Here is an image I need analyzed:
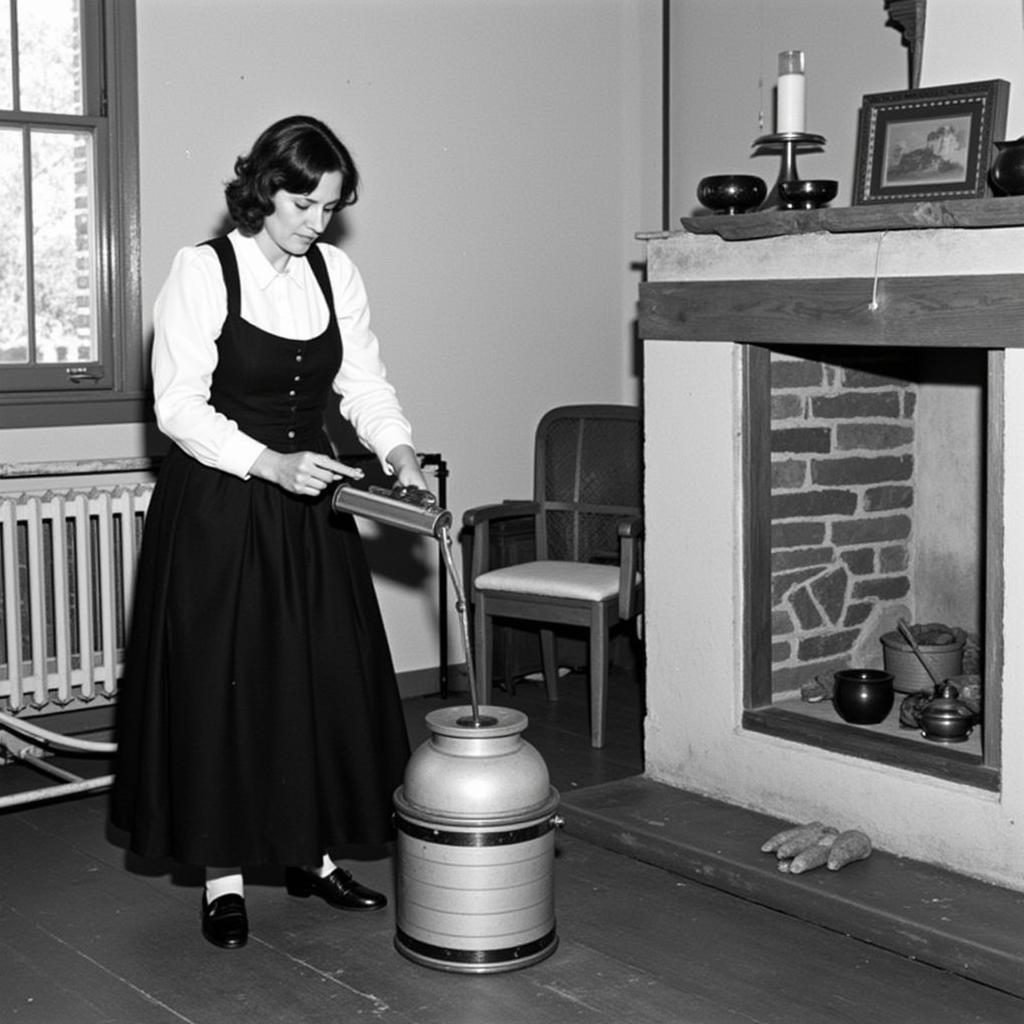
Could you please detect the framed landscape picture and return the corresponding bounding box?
[852,79,1009,205]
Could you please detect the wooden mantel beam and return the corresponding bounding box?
[639,274,1024,348]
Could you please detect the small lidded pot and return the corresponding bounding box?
[833,669,895,725]
[918,683,976,743]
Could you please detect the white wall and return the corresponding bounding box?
[920,0,1024,132]
[667,0,906,222]
[2,0,662,676]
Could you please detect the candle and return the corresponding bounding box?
[776,50,806,134]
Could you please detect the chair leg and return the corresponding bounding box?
[502,628,517,695]
[588,608,612,748]
[539,628,559,701]
[475,597,494,706]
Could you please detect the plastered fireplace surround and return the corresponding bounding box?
[638,202,1024,891]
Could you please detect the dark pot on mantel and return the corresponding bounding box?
[990,137,1024,195]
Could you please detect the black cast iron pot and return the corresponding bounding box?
[833,669,895,725]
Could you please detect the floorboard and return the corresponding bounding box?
[560,776,1024,1000]
[2,668,1022,1022]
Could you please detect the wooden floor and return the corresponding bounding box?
[2,667,1023,1023]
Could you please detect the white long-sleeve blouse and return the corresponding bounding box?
[152,231,414,479]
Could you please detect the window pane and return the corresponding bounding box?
[17,0,83,115]
[0,0,138,421]
[0,0,12,109]
[0,126,28,364]
[31,128,95,364]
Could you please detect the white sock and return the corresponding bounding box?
[205,869,244,902]
[316,853,337,879]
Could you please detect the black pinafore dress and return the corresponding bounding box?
[110,237,410,866]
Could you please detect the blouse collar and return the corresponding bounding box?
[231,231,307,293]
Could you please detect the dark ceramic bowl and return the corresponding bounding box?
[778,179,839,210]
[697,175,767,215]
[833,668,894,725]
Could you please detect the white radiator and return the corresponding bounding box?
[0,459,156,808]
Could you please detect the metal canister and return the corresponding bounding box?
[393,704,560,973]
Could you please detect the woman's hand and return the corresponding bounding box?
[386,444,430,492]
[250,449,364,496]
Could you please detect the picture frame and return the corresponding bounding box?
[852,79,1010,205]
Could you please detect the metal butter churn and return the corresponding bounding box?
[331,482,561,973]
[393,705,560,972]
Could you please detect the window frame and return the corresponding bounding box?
[0,0,144,428]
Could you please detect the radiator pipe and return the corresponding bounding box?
[15,749,89,783]
[0,710,117,754]
[0,773,113,811]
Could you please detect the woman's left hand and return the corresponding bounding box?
[386,444,430,492]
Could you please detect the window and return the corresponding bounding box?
[0,0,142,427]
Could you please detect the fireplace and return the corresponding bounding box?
[768,346,985,690]
[637,198,1024,891]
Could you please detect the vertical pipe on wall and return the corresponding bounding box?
[661,0,670,231]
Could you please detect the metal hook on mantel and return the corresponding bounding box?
[868,230,890,311]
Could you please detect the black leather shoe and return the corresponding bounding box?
[201,893,248,949]
[285,866,387,911]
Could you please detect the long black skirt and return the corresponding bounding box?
[110,446,410,866]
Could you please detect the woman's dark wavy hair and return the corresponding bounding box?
[225,115,359,235]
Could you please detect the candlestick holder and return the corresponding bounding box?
[752,131,826,210]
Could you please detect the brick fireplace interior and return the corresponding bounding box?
[767,345,987,694]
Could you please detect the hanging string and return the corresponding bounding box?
[868,230,889,311]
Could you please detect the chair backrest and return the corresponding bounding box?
[533,405,642,563]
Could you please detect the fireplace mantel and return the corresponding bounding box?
[639,202,1024,348]
[638,214,1024,893]
[676,193,1024,240]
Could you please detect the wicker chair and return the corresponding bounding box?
[463,405,642,747]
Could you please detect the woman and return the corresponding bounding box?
[111,115,428,950]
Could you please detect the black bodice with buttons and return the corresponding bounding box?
[203,235,341,453]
